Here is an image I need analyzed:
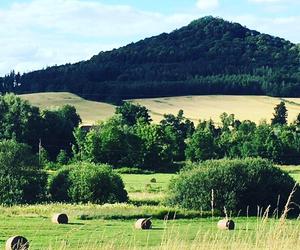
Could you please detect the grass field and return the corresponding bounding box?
[1,209,298,250]
[132,95,300,124]
[121,173,174,204]
[0,170,300,249]
[19,92,115,125]
[19,92,300,125]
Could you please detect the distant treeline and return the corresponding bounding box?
[1,93,300,169]
[1,16,300,103]
[73,101,300,169]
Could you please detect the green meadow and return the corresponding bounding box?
[0,170,300,250]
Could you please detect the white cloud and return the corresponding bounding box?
[0,0,196,75]
[196,0,219,10]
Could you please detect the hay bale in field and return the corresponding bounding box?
[6,236,29,250]
[135,218,152,229]
[217,219,235,230]
[52,213,69,224]
[150,178,156,183]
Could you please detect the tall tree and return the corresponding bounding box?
[41,105,81,159]
[271,101,288,126]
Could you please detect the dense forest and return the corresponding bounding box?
[1,16,300,102]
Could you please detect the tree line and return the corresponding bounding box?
[1,93,300,169]
[0,94,80,160]
[73,101,300,169]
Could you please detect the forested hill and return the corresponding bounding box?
[2,16,300,103]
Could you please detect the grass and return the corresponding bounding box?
[19,92,300,125]
[1,167,300,249]
[19,92,115,125]
[121,173,175,206]
[0,177,297,249]
[0,205,299,249]
[132,95,300,124]
[279,165,300,183]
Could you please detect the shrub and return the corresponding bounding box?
[0,140,47,205]
[48,167,72,202]
[49,163,128,203]
[167,158,300,215]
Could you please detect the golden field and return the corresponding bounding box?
[19,92,300,125]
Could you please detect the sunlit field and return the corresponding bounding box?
[19,92,300,125]
[0,170,300,249]
[19,92,115,125]
[1,208,299,250]
[132,95,300,124]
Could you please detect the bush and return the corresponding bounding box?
[49,163,128,203]
[0,140,47,205]
[167,158,300,215]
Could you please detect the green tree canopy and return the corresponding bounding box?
[115,102,152,126]
[0,140,47,205]
[41,105,81,159]
[0,94,42,150]
[271,101,288,126]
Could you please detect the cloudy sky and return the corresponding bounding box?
[0,0,299,76]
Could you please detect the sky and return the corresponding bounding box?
[0,0,300,76]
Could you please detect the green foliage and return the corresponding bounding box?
[56,150,69,165]
[135,122,175,170]
[49,163,128,204]
[0,94,82,162]
[0,94,42,150]
[48,167,72,202]
[115,102,151,125]
[41,104,81,159]
[78,116,142,167]
[75,113,179,170]
[168,158,299,215]
[0,140,47,205]
[185,127,217,162]
[160,110,195,161]
[184,110,300,165]
[271,101,288,125]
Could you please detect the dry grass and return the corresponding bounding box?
[19,92,115,125]
[19,92,300,125]
[131,95,300,124]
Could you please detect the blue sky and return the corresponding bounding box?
[0,0,300,76]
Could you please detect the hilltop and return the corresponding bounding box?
[3,16,300,102]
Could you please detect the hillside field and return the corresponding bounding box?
[19,92,115,125]
[19,92,300,125]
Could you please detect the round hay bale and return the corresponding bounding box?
[135,218,152,230]
[6,236,29,250]
[217,219,235,230]
[52,213,69,224]
[150,178,156,183]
